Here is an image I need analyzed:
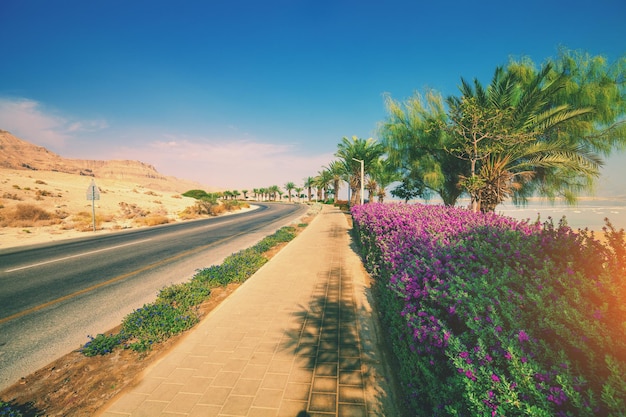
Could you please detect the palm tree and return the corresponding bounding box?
[284,181,296,203]
[314,169,333,202]
[365,178,378,202]
[242,189,248,200]
[448,63,599,211]
[294,187,303,202]
[303,176,315,202]
[326,160,347,203]
[370,159,401,203]
[268,185,280,201]
[335,136,385,206]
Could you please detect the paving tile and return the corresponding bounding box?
[288,368,314,384]
[338,370,363,386]
[261,373,289,390]
[195,362,223,378]
[339,357,361,371]
[312,376,337,393]
[309,392,337,413]
[338,403,367,417]
[314,363,338,377]
[338,385,365,404]
[240,364,269,380]
[231,378,262,396]
[283,382,311,401]
[277,400,308,417]
[180,354,211,369]
[150,383,183,401]
[250,352,274,365]
[220,395,254,416]
[222,358,249,372]
[248,407,279,417]
[253,388,284,408]
[198,387,232,406]
[267,359,293,374]
[166,367,196,384]
[212,371,241,388]
[164,392,202,413]
[181,376,214,394]
[189,403,221,417]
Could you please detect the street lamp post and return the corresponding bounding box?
[352,158,364,205]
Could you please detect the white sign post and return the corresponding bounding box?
[86,179,101,232]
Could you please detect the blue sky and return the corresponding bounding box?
[1,0,625,196]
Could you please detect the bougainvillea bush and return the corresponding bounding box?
[352,203,626,416]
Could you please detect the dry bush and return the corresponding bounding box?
[118,202,149,219]
[209,204,226,216]
[136,214,170,226]
[3,193,22,201]
[67,211,111,231]
[36,189,59,198]
[144,190,160,197]
[35,179,47,185]
[172,194,182,199]
[1,203,62,227]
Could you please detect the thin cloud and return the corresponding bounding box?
[0,97,107,148]
[114,137,334,190]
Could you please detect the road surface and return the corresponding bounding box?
[0,203,309,390]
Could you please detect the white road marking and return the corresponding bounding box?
[4,239,153,272]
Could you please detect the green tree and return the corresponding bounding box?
[284,181,296,202]
[326,160,347,203]
[335,136,385,206]
[268,185,280,201]
[314,169,333,202]
[448,59,611,212]
[370,159,401,203]
[303,176,315,202]
[379,92,468,206]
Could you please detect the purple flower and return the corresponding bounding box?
[491,374,500,383]
[518,330,529,343]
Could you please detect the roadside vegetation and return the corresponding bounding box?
[80,224,300,356]
[353,203,626,416]
[0,204,320,417]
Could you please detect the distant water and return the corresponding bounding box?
[496,200,626,232]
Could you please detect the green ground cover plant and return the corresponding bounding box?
[352,203,626,416]
[80,225,300,356]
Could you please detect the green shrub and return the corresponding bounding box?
[81,332,129,356]
[0,400,23,417]
[122,303,198,352]
[156,282,211,309]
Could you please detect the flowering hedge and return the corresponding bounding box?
[352,203,626,416]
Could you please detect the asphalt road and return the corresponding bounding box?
[0,202,309,391]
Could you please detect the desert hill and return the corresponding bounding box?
[0,130,216,193]
[0,130,234,248]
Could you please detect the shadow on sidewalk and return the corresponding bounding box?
[281,260,395,416]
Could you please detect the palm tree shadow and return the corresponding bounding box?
[281,253,401,416]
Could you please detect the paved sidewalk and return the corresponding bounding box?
[98,205,398,417]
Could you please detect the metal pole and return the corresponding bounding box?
[91,189,96,232]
